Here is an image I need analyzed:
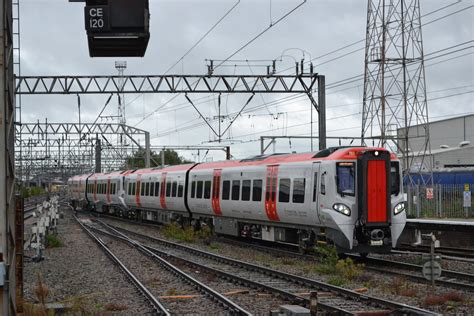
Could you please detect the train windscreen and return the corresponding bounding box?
[336,162,355,196]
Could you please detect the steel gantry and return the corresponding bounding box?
[16,122,151,183]
[15,74,320,94]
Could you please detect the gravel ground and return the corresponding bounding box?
[101,216,474,315]
[23,208,153,315]
[93,228,228,315]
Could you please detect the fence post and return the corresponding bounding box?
[416,184,421,218]
[406,185,411,216]
[435,184,440,218]
[438,184,443,218]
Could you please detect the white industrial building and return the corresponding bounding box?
[397,114,474,171]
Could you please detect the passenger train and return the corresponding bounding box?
[68,146,407,254]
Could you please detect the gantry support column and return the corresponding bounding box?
[1,0,18,314]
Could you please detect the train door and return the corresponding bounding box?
[357,150,391,226]
[311,162,322,224]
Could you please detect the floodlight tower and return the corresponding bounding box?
[115,61,127,162]
[361,0,432,183]
[115,61,127,126]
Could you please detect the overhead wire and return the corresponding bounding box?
[131,1,470,135]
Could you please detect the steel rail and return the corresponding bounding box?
[73,216,171,315]
[95,222,252,316]
[101,221,438,316]
[89,222,345,315]
[221,235,474,292]
[346,255,474,292]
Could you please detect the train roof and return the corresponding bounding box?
[192,146,396,170]
[81,147,397,178]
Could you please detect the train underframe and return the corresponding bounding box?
[84,202,393,254]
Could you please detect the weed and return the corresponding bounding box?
[280,257,296,265]
[314,245,339,274]
[399,288,417,297]
[424,295,447,306]
[391,276,407,295]
[423,292,464,306]
[327,276,347,287]
[209,243,219,250]
[335,258,364,281]
[94,303,104,310]
[163,222,197,242]
[165,288,182,296]
[104,303,128,311]
[45,234,61,248]
[443,291,464,302]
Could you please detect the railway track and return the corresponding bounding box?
[97,219,437,315]
[218,236,474,292]
[77,216,251,315]
[396,244,474,260]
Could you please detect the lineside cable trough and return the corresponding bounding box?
[25,196,61,262]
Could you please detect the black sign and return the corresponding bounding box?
[85,6,110,32]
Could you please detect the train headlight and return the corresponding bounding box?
[393,202,406,215]
[333,203,351,216]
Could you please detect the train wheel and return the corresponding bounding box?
[359,252,368,259]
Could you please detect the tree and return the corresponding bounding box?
[124,149,193,169]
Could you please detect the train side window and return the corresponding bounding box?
[196,181,203,199]
[252,179,263,201]
[191,181,196,198]
[321,173,326,195]
[155,182,160,197]
[131,182,135,195]
[172,181,178,197]
[231,180,240,200]
[279,178,291,203]
[204,181,211,199]
[222,180,230,200]
[150,182,155,196]
[166,182,172,197]
[141,182,145,196]
[390,162,400,195]
[145,182,150,196]
[242,180,251,201]
[312,173,318,202]
[293,178,305,203]
[178,183,184,197]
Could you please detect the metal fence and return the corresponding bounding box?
[405,184,473,218]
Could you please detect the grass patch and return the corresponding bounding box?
[45,234,61,248]
[335,258,364,281]
[327,276,347,287]
[314,245,339,274]
[163,222,213,243]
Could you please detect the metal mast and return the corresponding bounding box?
[361,0,432,182]
[115,61,127,164]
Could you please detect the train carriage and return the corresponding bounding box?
[68,146,407,254]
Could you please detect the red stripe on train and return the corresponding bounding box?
[135,175,142,208]
[265,165,280,221]
[160,173,167,209]
[211,169,222,216]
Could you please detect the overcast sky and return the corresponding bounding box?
[19,0,473,162]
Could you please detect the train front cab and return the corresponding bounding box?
[320,149,406,254]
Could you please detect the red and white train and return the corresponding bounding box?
[68,146,407,254]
